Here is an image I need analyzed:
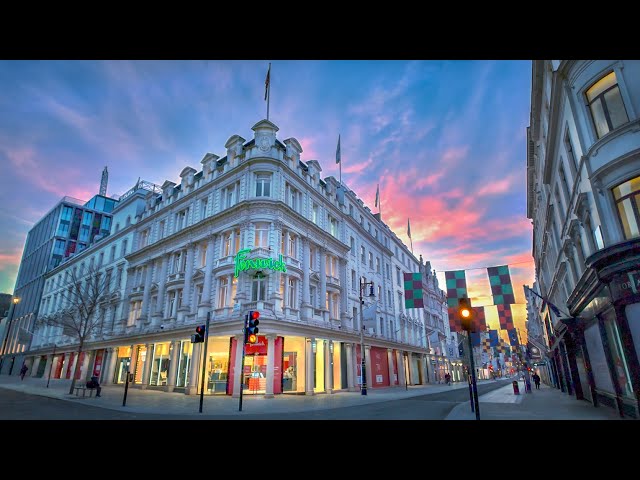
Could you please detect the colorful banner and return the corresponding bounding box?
[470,332,481,347]
[487,265,515,305]
[404,272,424,309]
[471,306,486,332]
[508,328,520,346]
[497,303,514,330]
[488,329,500,347]
[445,270,468,332]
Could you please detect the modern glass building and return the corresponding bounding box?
[0,190,117,375]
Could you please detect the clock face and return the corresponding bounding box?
[259,136,270,152]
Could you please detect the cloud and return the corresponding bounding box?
[476,172,520,196]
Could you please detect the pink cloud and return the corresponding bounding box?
[476,173,520,196]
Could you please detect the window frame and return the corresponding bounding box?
[585,71,629,139]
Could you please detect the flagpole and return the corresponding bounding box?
[266,62,271,121]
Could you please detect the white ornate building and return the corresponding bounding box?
[25,119,452,396]
[527,60,640,418]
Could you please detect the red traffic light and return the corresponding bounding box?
[196,325,205,335]
[250,311,260,320]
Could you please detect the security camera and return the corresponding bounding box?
[160,324,164,330]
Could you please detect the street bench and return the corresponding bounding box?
[74,386,96,398]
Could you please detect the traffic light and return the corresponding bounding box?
[458,297,473,331]
[191,324,206,343]
[246,310,260,344]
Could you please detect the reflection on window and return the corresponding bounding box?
[586,71,629,139]
[612,176,640,239]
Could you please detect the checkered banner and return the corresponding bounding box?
[482,338,492,352]
[508,328,520,346]
[487,265,515,305]
[403,272,424,309]
[488,329,500,346]
[471,306,487,332]
[470,332,481,347]
[497,303,514,330]
[445,270,468,332]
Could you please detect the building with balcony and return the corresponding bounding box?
[527,60,640,418]
[24,119,452,396]
[0,171,118,376]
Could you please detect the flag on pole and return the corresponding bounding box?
[524,285,563,317]
[264,63,271,101]
[407,218,411,239]
[375,184,379,208]
[336,134,341,164]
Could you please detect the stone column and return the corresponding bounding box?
[387,349,395,386]
[42,354,53,380]
[339,258,349,327]
[152,255,169,325]
[186,342,201,395]
[141,343,154,389]
[306,337,315,395]
[181,243,195,314]
[319,248,327,317]
[265,334,276,398]
[26,356,38,377]
[140,262,153,323]
[365,346,373,390]
[325,340,333,394]
[199,236,215,320]
[563,244,579,285]
[232,335,244,398]
[166,340,179,392]
[397,350,407,386]
[346,343,356,391]
[79,351,92,380]
[104,348,118,385]
[301,238,311,319]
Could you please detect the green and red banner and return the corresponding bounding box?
[445,270,468,332]
[403,272,424,309]
[487,265,515,305]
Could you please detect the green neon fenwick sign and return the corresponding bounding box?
[234,248,287,278]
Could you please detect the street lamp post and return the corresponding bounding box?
[0,297,21,372]
[359,278,375,396]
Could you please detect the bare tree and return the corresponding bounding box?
[38,263,108,395]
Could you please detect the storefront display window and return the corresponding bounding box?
[149,343,171,386]
[205,338,231,394]
[115,346,131,384]
[602,309,634,397]
[176,340,192,388]
[134,345,146,384]
[332,342,342,391]
[282,336,305,394]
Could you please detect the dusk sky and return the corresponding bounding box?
[0,60,533,336]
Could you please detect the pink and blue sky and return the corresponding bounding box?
[0,60,534,334]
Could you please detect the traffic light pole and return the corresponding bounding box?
[467,331,480,420]
[239,342,246,412]
[199,311,211,413]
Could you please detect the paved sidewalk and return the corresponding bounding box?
[445,379,627,420]
[0,375,628,419]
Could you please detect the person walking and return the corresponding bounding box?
[444,373,451,386]
[19,363,28,380]
[532,372,541,390]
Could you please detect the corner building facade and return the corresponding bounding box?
[527,60,640,418]
[27,119,451,396]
